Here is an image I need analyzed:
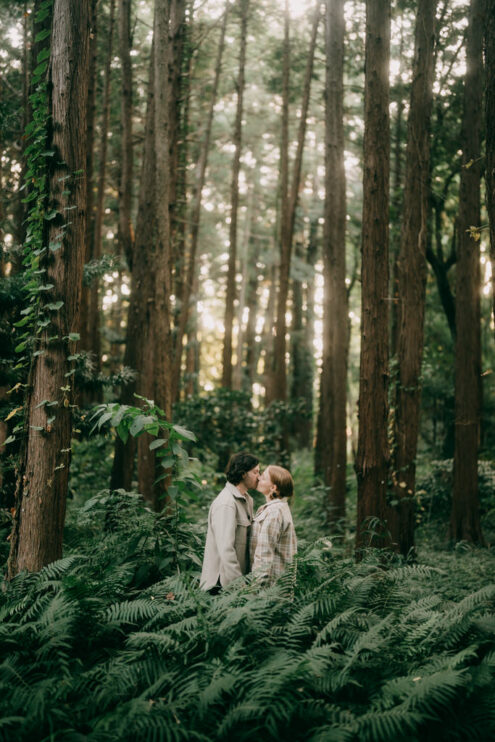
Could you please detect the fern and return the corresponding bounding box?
[1,485,494,742]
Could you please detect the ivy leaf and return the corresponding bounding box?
[5,407,23,422]
[33,62,48,77]
[116,421,129,444]
[172,424,197,442]
[36,48,50,63]
[130,415,154,437]
[34,28,51,43]
[97,412,113,429]
[149,438,167,451]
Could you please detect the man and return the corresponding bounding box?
[200,452,260,591]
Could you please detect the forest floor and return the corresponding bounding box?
[1,436,494,741]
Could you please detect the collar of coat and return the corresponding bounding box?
[226,481,250,501]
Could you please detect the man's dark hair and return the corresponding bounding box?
[226,452,259,485]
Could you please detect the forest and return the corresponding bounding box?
[1,0,495,739]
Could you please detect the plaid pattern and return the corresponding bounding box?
[250,498,297,583]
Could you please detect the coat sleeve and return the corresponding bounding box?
[211,503,243,586]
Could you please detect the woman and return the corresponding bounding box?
[250,465,297,584]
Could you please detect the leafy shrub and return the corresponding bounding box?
[415,459,495,536]
[174,388,311,470]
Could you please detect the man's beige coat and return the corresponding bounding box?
[200,482,254,590]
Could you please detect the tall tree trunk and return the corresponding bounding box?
[221,0,249,389]
[185,272,200,398]
[90,0,116,399]
[289,235,315,450]
[450,0,484,544]
[173,5,228,400]
[426,189,456,341]
[233,158,258,391]
[316,0,347,528]
[390,0,437,557]
[118,0,134,270]
[136,0,173,510]
[168,0,186,263]
[390,17,405,359]
[79,0,98,363]
[487,0,495,331]
[110,45,155,493]
[266,0,289,406]
[172,12,192,398]
[243,235,261,393]
[8,0,90,576]
[355,0,392,552]
[269,2,320,403]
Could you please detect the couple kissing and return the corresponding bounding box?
[200,452,297,593]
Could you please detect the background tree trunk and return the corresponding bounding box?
[8,0,90,576]
[487,0,495,331]
[90,0,115,392]
[136,0,173,510]
[355,0,392,552]
[221,0,249,389]
[269,2,320,404]
[110,45,155,493]
[173,5,228,400]
[450,0,484,545]
[316,0,347,528]
[118,0,134,270]
[79,0,98,366]
[391,0,437,557]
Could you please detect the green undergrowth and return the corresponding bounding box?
[1,490,495,742]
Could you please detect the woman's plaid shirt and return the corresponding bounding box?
[250,498,297,583]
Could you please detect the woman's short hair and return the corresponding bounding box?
[226,452,259,485]
[267,465,294,499]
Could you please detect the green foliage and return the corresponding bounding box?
[83,253,125,287]
[174,389,311,471]
[91,396,197,488]
[416,459,495,537]
[14,0,54,373]
[0,509,494,741]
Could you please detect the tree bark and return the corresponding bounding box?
[90,0,116,393]
[487,0,495,332]
[289,231,315,450]
[390,0,437,557]
[221,0,249,389]
[118,0,134,270]
[133,0,173,511]
[355,0,392,552]
[450,0,484,545]
[269,2,320,403]
[79,0,98,363]
[233,156,258,391]
[316,0,347,528]
[168,0,186,263]
[173,5,228,400]
[110,45,155,494]
[8,0,91,576]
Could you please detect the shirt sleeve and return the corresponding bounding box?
[211,503,243,586]
[253,510,282,581]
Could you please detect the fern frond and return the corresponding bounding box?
[354,706,422,742]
